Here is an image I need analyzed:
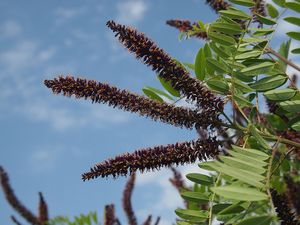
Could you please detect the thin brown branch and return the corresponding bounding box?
[122,174,137,225]
[0,166,41,225]
[11,216,23,225]
[38,192,48,224]
[142,215,151,225]
[266,47,300,72]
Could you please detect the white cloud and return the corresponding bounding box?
[30,148,59,172]
[54,7,86,24]
[116,0,148,25]
[0,20,22,37]
[0,40,56,74]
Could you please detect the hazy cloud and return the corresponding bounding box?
[116,0,148,25]
[0,20,22,37]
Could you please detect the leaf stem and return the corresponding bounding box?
[208,173,221,225]
[265,47,300,72]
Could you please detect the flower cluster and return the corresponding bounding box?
[251,0,267,26]
[166,19,207,39]
[104,204,118,225]
[44,76,218,129]
[106,20,224,113]
[38,192,48,224]
[82,138,220,180]
[206,0,230,13]
[271,189,299,225]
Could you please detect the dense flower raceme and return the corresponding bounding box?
[0,166,43,225]
[122,174,137,225]
[166,20,207,39]
[44,76,220,129]
[104,204,118,225]
[106,20,224,113]
[271,189,300,225]
[206,0,230,12]
[251,0,267,26]
[82,138,220,180]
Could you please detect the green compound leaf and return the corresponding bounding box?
[266,114,288,131]
[194,48,206,80]
[287,31,300,41]
[250,75,287,92]
[264,88,296,101]
[286,2,300,13]
[236,215,274,225]
[229,79,254,93]
[219,7,252,20]
[180,192,209,203]
[229,0,255,6]
[210,185,268,201]
[255,14,277,25]
[210,22,242,35]
[186,173,214,185]
[240,61,274,76]
[267,3,279,18]
[279,100,300,113]
[284,17,300,26]
[228,150,268,166]
[142,87,164,102]
[157,76,181,97]
[208,31,237,46]
[175,209,208,222]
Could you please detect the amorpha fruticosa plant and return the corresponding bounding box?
[1,0,300,224]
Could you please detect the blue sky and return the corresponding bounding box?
[1,1,299,225]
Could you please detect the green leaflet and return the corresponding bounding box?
[210,22,242,35]
[287,31,300,41]
[255,14,277,25]
[207,77,230,94]
[278,39,291,72]
[240,62,274,76]
[143,86,174,100]
[272,0,285,7]
[286,2,300,13]
[279,100,300,113]
[267,3,279,18]
[250,75,287,92]
[264,88,296,101]
[229,0,255,6]
[249,125,271,150]
[175,209,208,222]
[186,173,214,185]
[266,114,288,131]
[204,161,265,188]
[210,185,268,201]
[252,28,275,36]
[235,50,262,60]
[219,156,266,174]
[231,145,269,160]
[284,16,300,26]
[208,31,237,46]
[228,150,268,167]
[236,215,274,225]
[229,79,254,93]
[210,42,232,58]
[206,58,230,73]
[157,76,181,97]
[292,48,300,54]
[194,48,206,80]
[219,7,252,20]
[142,87,164,102]
[290,119,300,131]
[180,192,209,203]
[217,203,245,215]
[233,94,253,107]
